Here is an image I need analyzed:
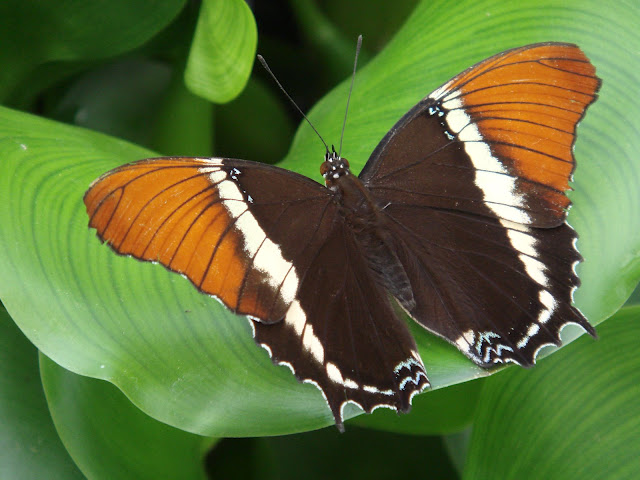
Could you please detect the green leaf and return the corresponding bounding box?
[40,353,212,480]
[317,0,420,52]
[288,0,371,84]
[48,57,213,157]
[464,306,640,480]
[150,63,214,157]
[185,0,257,103]
[215,78,295,165]
[0,0,638,438]
[0,0,186,102]
[0,305,83,479]
[50,58,173,149]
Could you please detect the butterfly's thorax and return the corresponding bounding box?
[322,152,416,310]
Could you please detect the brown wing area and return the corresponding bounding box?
[383,204,595,367]
[434,43,601,221]
[84,157,334,323]
[251,221,429,430]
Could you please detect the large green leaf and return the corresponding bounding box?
[214,78,295,165]
[40,354,212,479]
[185,0,257,103]
[0,305,83,479]
[464,306,640,479]
[51,58,174,149]
[0,0,186,103]
[0,0,638,437]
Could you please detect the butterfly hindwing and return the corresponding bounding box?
[384,205,594,366]
[251,220,428,431]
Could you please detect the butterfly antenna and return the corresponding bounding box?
[257,54,329,154]
[339,35,362,158]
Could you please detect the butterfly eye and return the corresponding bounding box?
[320,161,330,177]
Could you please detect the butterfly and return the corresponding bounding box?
[84,42,600,431]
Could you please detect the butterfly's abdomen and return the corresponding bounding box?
[336,174,416,311]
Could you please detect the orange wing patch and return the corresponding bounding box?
[84,158,283,321]
[433,43,600,223]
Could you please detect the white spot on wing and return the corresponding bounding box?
[517,323,541,348]
[280,270,298,304]
[302,324,324,364]
[253,237,295,292]
[363,385,394,395]
[464,141,508,174]
[325,362,359,389]
[538,290,557,324]
[442,98,531,225]
[326,362,343,384]
[455,337,468,351]
[428,82,453,100]
[502,222,538,257]
[500,219,530,233]
[284,300,306,335]
[344,378,359,389]
[234,214,261,255]
[455,329,476,353]
[516,289,558,349]
[498,219,552,296]
[527,323,540,337]
[519,255,549,287]
[206,168,226,184]
[475,170,525,207]
[445,107,471,135]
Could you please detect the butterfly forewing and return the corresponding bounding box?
[84,157,334,323]
[361,43,600,228]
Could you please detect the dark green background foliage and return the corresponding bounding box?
[1,0,638,478]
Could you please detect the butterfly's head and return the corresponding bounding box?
[321,150,350,190]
